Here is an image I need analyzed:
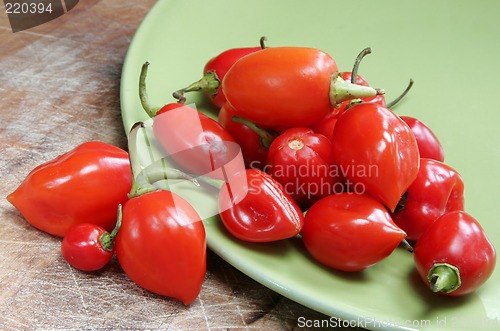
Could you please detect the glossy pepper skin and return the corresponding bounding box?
[202,45,263,108]
[222,47,381,128]
[265,127,341,205]
[302,193,406,272]
[414,211,496,296]
[61,223,115,272]
[400,116,444,162]
[115,190,206,305]
[139,62,239,180]
[7,141,132,237]
[331,103,420,211]
[218,102,270,170]
[392,158,464,241]
[218,169,304,242]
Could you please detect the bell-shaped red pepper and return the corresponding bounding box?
[7,142,132,237]
[115,122,206,305]
[392,158,464,241]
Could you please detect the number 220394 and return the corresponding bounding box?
[5,2,54,14]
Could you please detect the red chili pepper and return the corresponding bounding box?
[400,116,445,162]
[265,127,342,205]
[7,141,132,237]
[392,158,464,241]
[115,122,206,305]
[61,207,121,272]
[221,46,384,128]
[302,193,407,272]
[331,102,420,211]
[140,62,240,179]
[414,211,496,296]
[217,169,304,242]
[173,38,265,107]
[116,189,206,305]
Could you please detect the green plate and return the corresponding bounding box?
[120,1,500,330]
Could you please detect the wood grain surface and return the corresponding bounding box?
[0,1,360,330]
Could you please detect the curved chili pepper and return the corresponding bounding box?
[7,141,132,237]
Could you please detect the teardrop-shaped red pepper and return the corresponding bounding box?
[302,193,407,272]
[222,46,383,128]
[7,141,132,237]
[331,103,420,211]
[115,122,206,305]
[116,189,206,305]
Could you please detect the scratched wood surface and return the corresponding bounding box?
[0,1,361,330]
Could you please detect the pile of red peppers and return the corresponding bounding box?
[7,39,496,305]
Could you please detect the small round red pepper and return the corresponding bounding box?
[61,211,121,272]
[265,127,342,205]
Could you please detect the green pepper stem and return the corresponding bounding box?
[260,36,268,49]
[173,71,220,103]
[99,204,122,251]
[196,175,226,190]
[351,47,372,84]
[231,116,276,149]
[139,62,161,118]
[127,122,158,198]
[400,238,414,253]
[427,263,461,294]
[126,122,200,198]
[141,164,200,187]
[386,79,414,109]
[330,75,384,106]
